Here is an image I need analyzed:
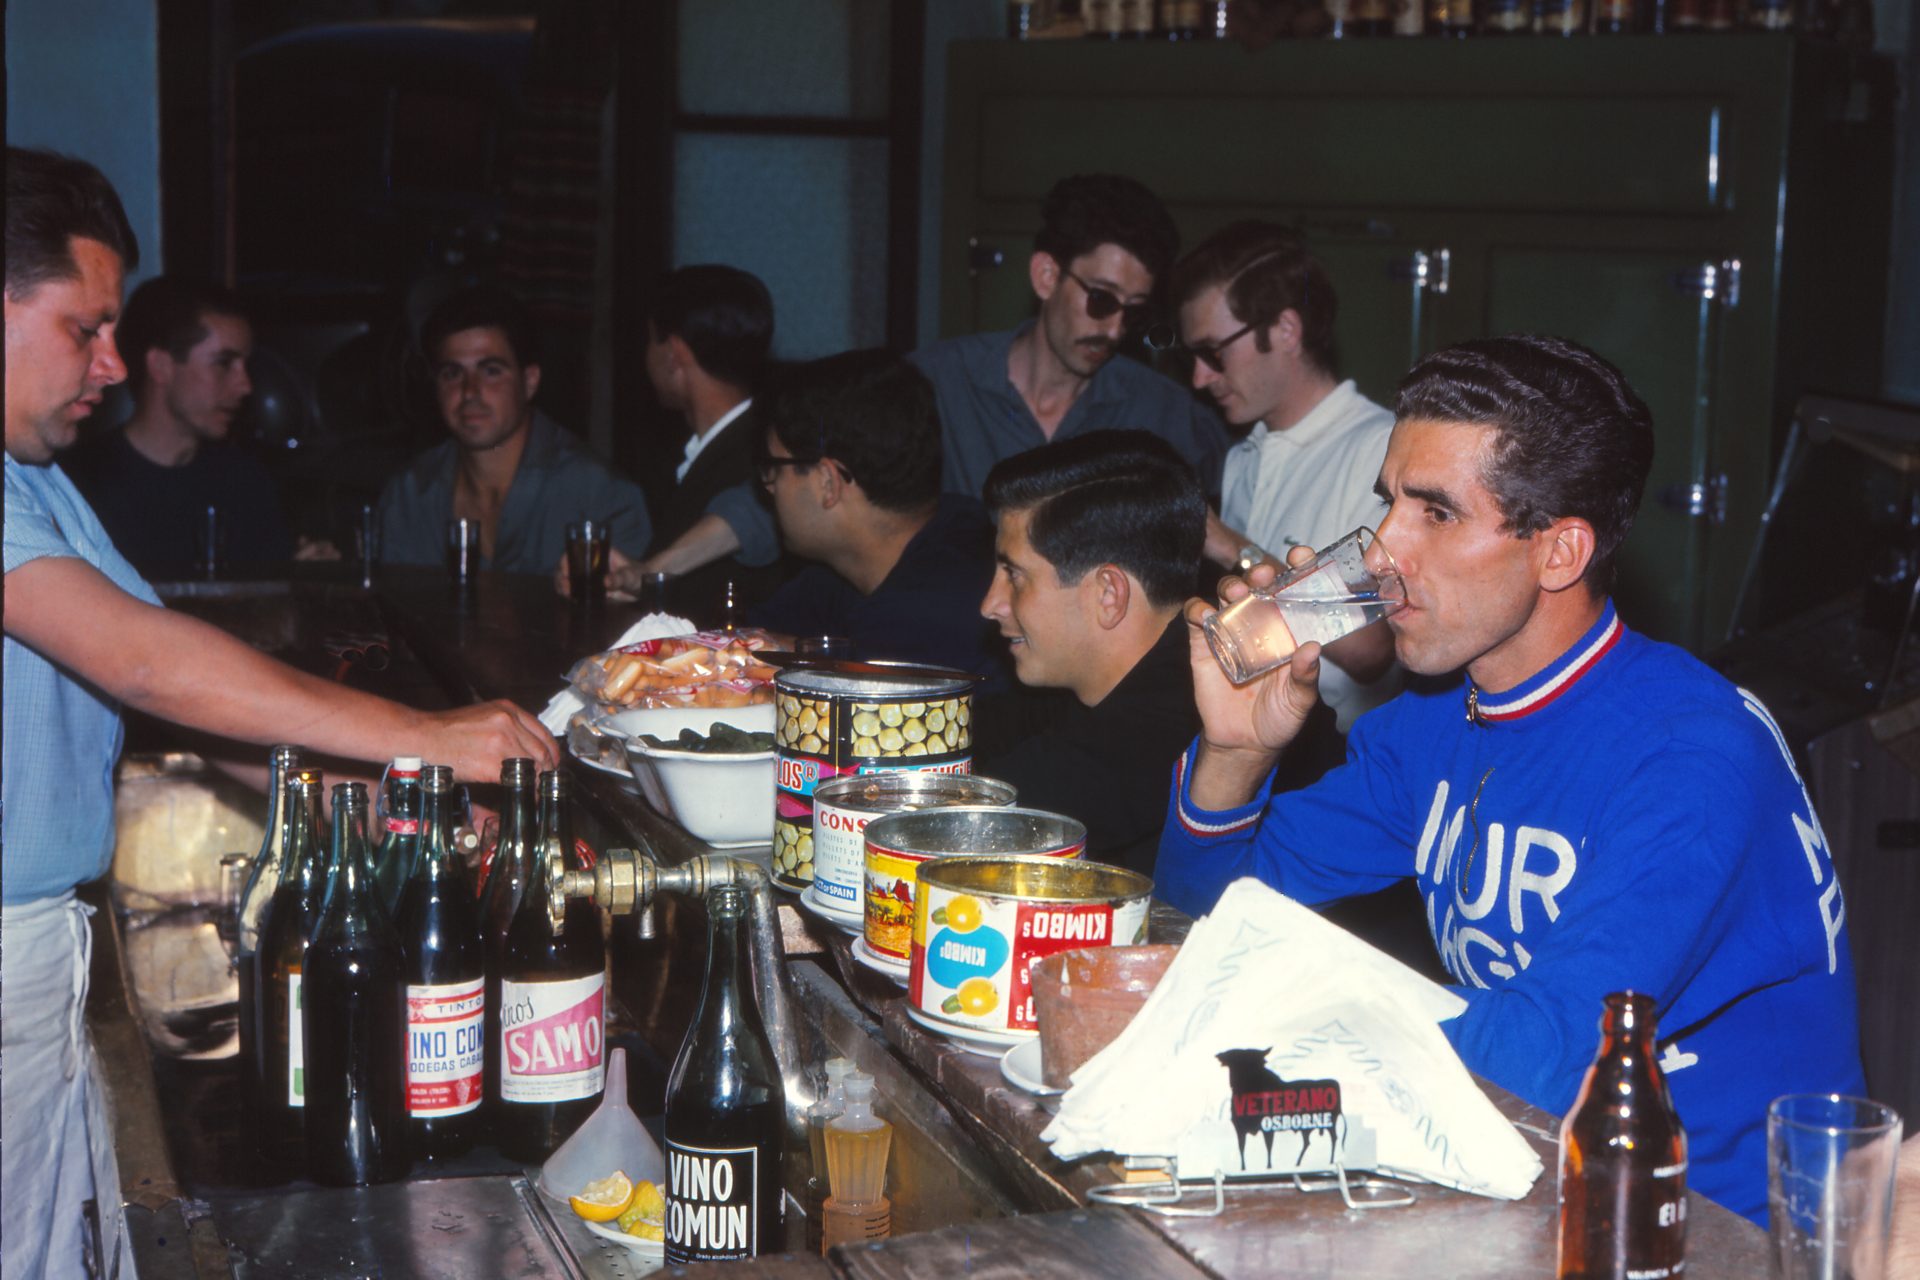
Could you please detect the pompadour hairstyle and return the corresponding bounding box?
[5,147,139,297]
[420,284,540,368]
[983,429,1206,609]
[1394,334,1655,594]
[1033,174,1180,286]
[1169,221,1337,374]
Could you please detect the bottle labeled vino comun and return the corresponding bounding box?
[396,765,485,1162]
[305,782,411,1187]
[255,769,324,1172]
[1557,992,1688,1280]
[496,770,606,1162]
[664,883,786,1264]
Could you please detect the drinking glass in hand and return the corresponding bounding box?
[566,521,610,603]
[1203,528,1405,685]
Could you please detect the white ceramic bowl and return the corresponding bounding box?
[621,736,776,847]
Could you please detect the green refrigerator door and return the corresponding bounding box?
[1484,246,1729,651]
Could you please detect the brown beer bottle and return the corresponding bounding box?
[1557,992,1688,1280]
[496,769,607,1162]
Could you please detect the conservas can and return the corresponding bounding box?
[863,808,1084,964]
[811,773,1017,919]
[910,856,1153,1039]
[773,668,974,891]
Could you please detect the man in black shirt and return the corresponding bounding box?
[64,277,296,575]
[748,350,1012,690]
[974,430,1204,874]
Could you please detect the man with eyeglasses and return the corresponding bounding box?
[745,349,1011,690]
[1171,222,1399,735]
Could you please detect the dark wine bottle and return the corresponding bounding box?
[254,768,324,1174]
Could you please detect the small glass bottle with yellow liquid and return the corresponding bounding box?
[821,1072,892,1252]
[804,1057,854,1251]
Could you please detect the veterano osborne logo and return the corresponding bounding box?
[1216,1048,1344,1170]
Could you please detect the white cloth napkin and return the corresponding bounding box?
[537,613,697,735]
[1041,877,1543,1200]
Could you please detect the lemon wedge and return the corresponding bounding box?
[617,1180,665,1239]
[570,1171,636,1222]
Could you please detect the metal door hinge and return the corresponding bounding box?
[1389,247,1451,294]
[1673,259,1741,307]
[1658,473,1728,523]
[968,238,1005,276]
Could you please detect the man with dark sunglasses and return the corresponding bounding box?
[1171,222,1399,735]
[911,172,1230,501]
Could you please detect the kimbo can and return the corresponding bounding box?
[863,807,1084,966]
[810,772,1017,920]
[911,855,1153,1040]
[773,668,974,891]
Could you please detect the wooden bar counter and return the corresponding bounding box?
[109,567,1770,1278]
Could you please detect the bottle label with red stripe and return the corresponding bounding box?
[499,971,605,1102]
[385,817,420,836]
[406,977,485,1117]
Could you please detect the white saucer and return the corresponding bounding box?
[850,937,910,987]
[904,1003,1033,1055]
[998,1038,1063,1097]
[799,885,864,935]
[580,1217,665,1257]
[570,743,634,779]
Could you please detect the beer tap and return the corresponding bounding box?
[559,846,816,1135]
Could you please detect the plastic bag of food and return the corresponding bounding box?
[565,629,778,709]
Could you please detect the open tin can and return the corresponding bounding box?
[773,667,974,891]
[810,772,1017,922]
[910,855,1153,1040]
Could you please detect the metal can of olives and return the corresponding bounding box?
[772,667,975,892]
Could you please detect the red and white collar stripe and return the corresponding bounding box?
[1172,748,1262,839]
[1469,609,1623,725]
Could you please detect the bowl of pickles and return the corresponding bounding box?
[621,721,778,848]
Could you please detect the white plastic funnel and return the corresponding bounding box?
[537,1047,667,1202]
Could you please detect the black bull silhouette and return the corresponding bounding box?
[1216,1048,1344,1170]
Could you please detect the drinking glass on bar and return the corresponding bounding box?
[566,521,610,603]
[1767,1093,1903,1280]
[355,503,380,589]
[1203,527,1405,685]
[195,505,226,580]
[446,517,478,585]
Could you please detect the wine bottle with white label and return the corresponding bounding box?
[664,883,786,1264]
[396,765,485,1161]
[496,769,606,1162]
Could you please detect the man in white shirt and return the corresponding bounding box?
[1172,222,1398,731]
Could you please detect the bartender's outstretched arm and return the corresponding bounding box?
[1184,559,1325,812]
[5,556,559,781]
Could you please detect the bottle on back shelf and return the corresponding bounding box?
[821,1072,892,1252]
[1557,991,1688,1280]
[236,745,301,1135]
[664,882,786,1264]
[304,781,411,1187]
[481,757,538,1117]
[496,769,606,1163]
[396,765,486,1162]
[373,756,424,917]
[254,768,324,1174]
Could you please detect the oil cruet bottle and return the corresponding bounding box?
[1557,991,1688,1280]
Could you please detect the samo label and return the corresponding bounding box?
[406,977,484,1117]
[287,970,305,1106]
[499,971,605,1102]
[665,1141,760,1263]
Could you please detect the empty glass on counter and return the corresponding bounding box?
[1203,527,1406,685]
[1766,1093,1903,1280]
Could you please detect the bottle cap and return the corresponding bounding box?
[844,1073,876,1104]
[825,1057,855,1083]
[392,756,423,774]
